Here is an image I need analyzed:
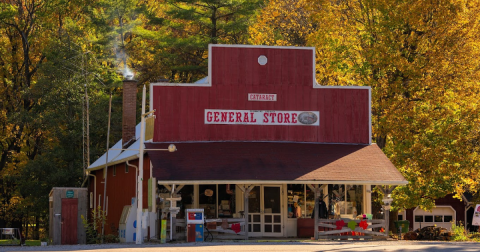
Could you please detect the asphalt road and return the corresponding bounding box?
[1,240,480,252]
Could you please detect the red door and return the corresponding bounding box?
[61,198,78,244]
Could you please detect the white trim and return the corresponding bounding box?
[149,82,211,87]
[312,85,371,90]
[369,88,372,145]
[209,44,316,50]
[156,180,407,185]
[208,44,212,85]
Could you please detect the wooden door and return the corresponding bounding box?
[61,198,78,244]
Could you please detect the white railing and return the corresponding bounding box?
[316,219,387,238]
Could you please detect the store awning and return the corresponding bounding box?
[146,142,407,185]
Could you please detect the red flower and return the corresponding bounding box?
[335,220,345,230]
[359,220,368,230]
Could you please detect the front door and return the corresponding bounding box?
[61,198,78,244]
[248,185,283,237]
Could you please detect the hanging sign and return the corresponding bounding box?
[205,109,319,126]
[473,204,480,226]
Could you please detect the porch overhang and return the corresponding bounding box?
[146,142,407,186]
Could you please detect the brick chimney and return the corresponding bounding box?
[122,79,137,147]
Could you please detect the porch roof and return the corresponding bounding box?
[146,142,407,185]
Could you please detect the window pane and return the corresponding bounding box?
[444,215,453,222]
[199,184,217,218]
[415,216,423,222]
[328,184,345,216]
[287,184,304,218]
[434,215,443,222]
[346,185,363,216]
[265,225,272,233]
[425,215,433,222]
[249,186,261,214]
[274,224,281,233]
[218,184,235,217]
[398,215,403,221]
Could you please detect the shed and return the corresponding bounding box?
[49,187,87,245]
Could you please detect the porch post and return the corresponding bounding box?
[378,185,395,237]
[240,184,253,240]
[314,184,319,240]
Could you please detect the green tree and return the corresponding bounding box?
[135,0,261,83]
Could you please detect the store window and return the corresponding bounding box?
[199,185,216,218]
[218,184,235,218]
[328,184,363,218]
[286,184,316,218]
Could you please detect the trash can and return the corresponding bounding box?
[394,220,410,233]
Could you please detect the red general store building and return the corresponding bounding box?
[86,45,407,241]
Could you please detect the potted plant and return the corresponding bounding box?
[40,237,49,246]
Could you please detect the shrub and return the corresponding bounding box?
[451,222,468,241]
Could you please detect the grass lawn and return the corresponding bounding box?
[0,240,41,246]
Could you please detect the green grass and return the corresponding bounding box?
[0,239,41,246]
[25,240,41,246]
[0,239,21,245]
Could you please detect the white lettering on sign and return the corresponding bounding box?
[248,93,277,101]
[205,109,319,126]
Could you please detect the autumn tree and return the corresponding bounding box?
[249,0,315,46]
[308,0,480,210]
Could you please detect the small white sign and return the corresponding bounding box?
[473,204,480,226]
[205,109,319,126]
[248,93,277,101]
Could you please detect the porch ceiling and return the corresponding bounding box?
[146,142,407,185]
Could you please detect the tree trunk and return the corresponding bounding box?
[389,209,399,234]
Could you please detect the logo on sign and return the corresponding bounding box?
[298,112,318,125]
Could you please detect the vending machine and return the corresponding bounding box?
[185,209,204,242]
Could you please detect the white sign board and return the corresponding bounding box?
[248,93,277,101]
[473,204,480,226]
[205,109,319,126]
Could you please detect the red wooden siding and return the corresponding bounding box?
[152,46,370,144]
[91,156,151,235]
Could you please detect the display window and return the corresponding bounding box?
[328,184,363,218]
[217,184,235,218]
[199,184,217,218]
[287,184,315,218]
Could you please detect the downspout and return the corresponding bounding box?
[127,160,138,198]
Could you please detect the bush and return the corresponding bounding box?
[81,205,118,244]
[451,222,468,241]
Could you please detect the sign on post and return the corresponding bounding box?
[473,204,480,226]
[66,190,74,198]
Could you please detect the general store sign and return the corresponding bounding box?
[205,109,319,126]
